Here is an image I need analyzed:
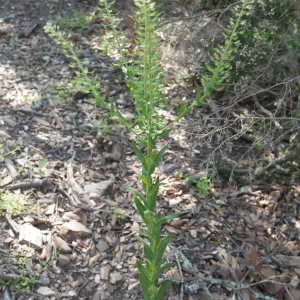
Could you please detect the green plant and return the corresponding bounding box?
[0,257,36,291]
[105,199,125,220]
[193,172,213,196]
[96,113,121,136]
[8,36,20,47]
[40,247,61,272]
[54,9,94,31]
[0,189,36,216]
[197,0,300,87]
[44,0,249,297]
[47,78,81,106]
[33,158,48,177]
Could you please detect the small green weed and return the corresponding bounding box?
[104,199,125,221]
[8,36,20,47]
[193,172,213,196]
[0,189,36,216]
[47,78,80,106]
[0,144,20,163]
[96,114,121,136]
[40,248,61,272]
[0,257,36,291]
[54,9,94,31]
[33,158,49,177]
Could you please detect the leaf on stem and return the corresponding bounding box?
[154,213,178,226]
[126,186,146,204]
[135,235,154,260]
[156,280,172,300]
[134,197,151,226]
[144,146,168,177]
[154,234,173,267]
[148,177,160,211]
[132,142,146,166]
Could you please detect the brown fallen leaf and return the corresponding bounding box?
[165,226,179,234]
[259,266,284,295]
[285,287,300,300]
[274,254,300,267]
[170,219,185,227]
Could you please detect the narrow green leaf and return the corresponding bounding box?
[156,127,172,139]
[155,234,173,266]
[156,280,172,300]
[139,273,151,300]
[38,158,47,169]
[195,83,203,106]
[135,235,154,260]
[134,197,151,227]
[115,110,128,126]
[136,228,154,243]
[132,142,146,167]
[125,186,146,203]
[148,285,158,299]
[154,214,178,226]
[148,177,160,211]
[179,101,187,115]
[136,260,152,286]
[150,145,167,174]
[153,262,174,280]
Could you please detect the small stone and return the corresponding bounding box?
[2,116,17,127]
[84,180,114,197]
[96,240,109,252]
[44,203,56,215]
[92,290,102,300]
[19,224,43,250]
[53,236,72,253]
[110,112,134,121]
[60,220,92,242]
[39,276,50,285]
[4,237,14,244]
[87,169,105,179]
[109,272,123,284]
[57,254,70,268]
[68,290,78,297]
[37,286,56,296]
[23,215,35,223]
[94,273,101,284]
[111,143,122,161]
[0,130,10,138]
[35,264,43,274]
[51,261,61,274]
[63,212,81,221]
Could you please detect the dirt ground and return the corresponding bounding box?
[1,0,300,299]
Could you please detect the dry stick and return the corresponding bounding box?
[164,249,213,299]
[46,230,52,264]
[253,94,282,128]
[5,209,19,234]
[1,178,49,190]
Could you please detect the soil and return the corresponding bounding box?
[1,0,300,300]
